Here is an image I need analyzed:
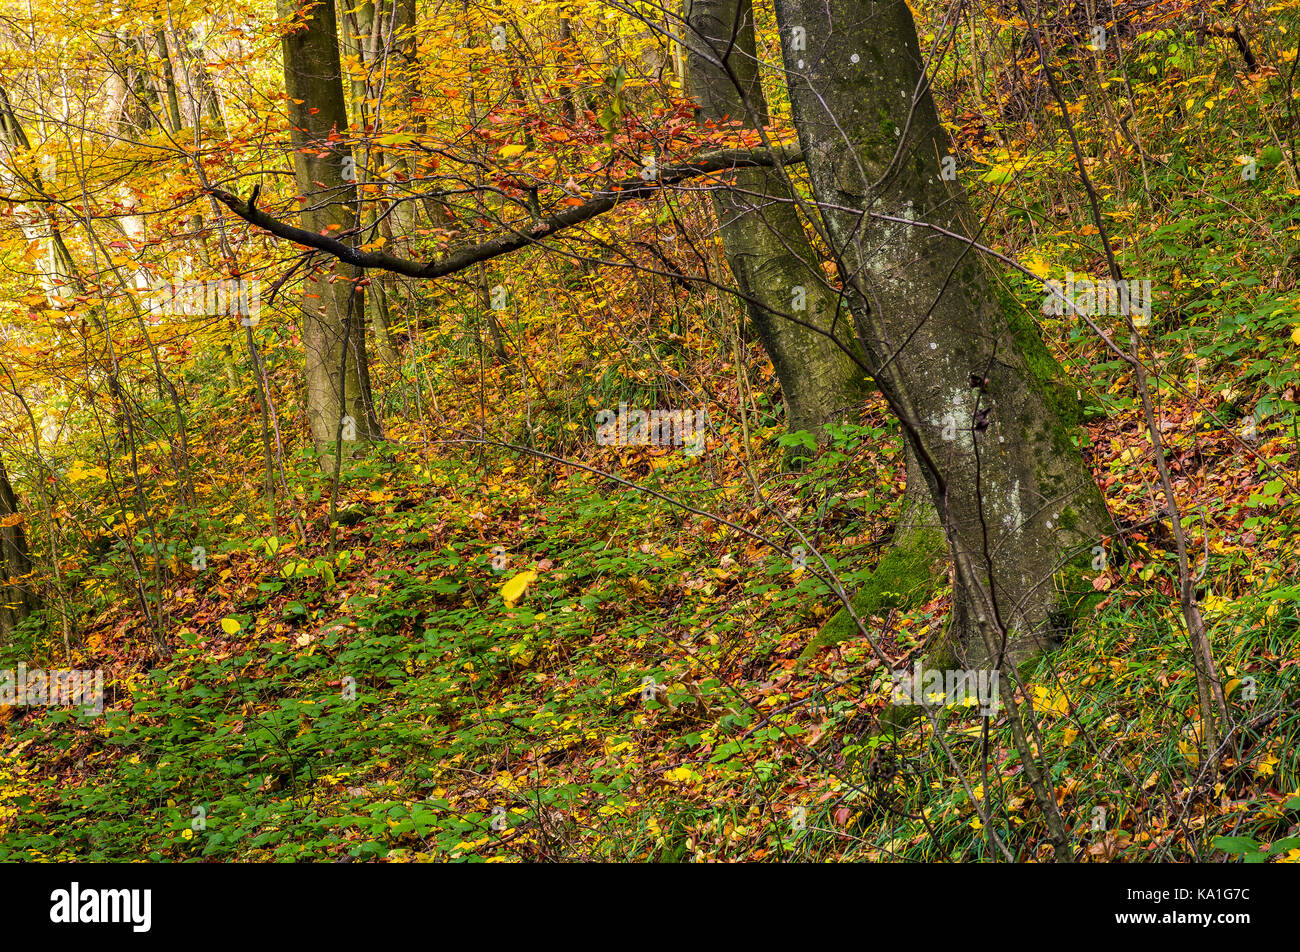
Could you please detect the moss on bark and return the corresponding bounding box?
[799,528,946,663]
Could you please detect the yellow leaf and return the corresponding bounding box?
[499,144,527,159]
[500,569,538,608]
[1202,593,1231,616]
[220,617,241,635]
[1255,753,1279,778]
[1032,684,1071,716]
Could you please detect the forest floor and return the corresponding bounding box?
[3,2,1300,861]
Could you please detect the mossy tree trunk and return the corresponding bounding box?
[280,0,382,462]
[773,0,1110,666]
[683,0,868,441]
[684,0,940,641]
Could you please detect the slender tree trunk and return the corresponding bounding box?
[0,456,38,640]
[558,12,579,125]
[117,35,159,133]
[464,7,510,363]
[183,26,228,128]
[153,27,184,132]
[0,85,79,296]
[773,0,1110,666]
[387,0,454,233]
[339,0,400,365]
[279,0,381,461]
[387,0,419,235]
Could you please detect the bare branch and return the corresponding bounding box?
[209,146,803,280]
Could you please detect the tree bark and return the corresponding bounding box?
[279,0,381,461]
[0,456,38,640]
[153,27,184,132]
[338,0,400,365]
[683,0,940,648]
[683,0,869,441]
[773,0,1110,666]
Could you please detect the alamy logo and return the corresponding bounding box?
[594,403,708,456]
[0,665,103,714]
[890,662,1000,716]
[49,883,151,932]
[147,278,261,326]
[1041,272,1151,322]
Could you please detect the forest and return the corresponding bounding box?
[0,0,1297,865]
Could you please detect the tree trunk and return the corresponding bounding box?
[773,0,1110,666]
[383,0,455,234]
[153,27,184,132]
[558,13,580,125]
[279,0,381,461]
[388,0,423,236]
[683,0,941,654]
[338,0,401,365]
[0,456,38,640]
[683,0,868,441]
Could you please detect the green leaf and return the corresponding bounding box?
[1213,835,1262,854]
